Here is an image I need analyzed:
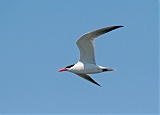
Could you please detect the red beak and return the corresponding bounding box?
[58,68,67,72]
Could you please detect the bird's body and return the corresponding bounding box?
[58,25,123,86]
[68,61,114,74]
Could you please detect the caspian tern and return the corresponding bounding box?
[58,26,123,86]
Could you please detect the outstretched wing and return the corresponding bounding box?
[75,73,101,87]
[76,26,123,64]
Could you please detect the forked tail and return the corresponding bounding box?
[102,68,115,72]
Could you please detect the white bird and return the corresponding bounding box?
[58,26,123,86]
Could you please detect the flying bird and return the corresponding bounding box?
[58,26,124,86]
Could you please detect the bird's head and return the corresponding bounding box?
[58,64,75,72]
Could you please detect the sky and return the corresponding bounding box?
[0,0,159,114]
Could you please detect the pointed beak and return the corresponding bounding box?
[58,68,67,72]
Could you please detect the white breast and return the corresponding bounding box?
[68,61,102,74]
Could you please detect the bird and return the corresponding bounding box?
[58,25,124,87]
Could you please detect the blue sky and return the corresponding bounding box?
[0,0,159,114]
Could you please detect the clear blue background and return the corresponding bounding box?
[0,0,159,114]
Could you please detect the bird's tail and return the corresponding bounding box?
[102,67,115,72]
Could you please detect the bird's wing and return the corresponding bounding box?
[75,73,101,87]
[76,26,123,64]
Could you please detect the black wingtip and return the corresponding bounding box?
[112,25,124,29]
[113,25,124,29]
[95,82,101,87]
[100,25,124,34]
[119,25,124,28]
[89,78,101,87]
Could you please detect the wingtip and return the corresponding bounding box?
[116,25,124,28]
[105,25,124,32]
[98,84,102,87]
[96,83,101,87]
